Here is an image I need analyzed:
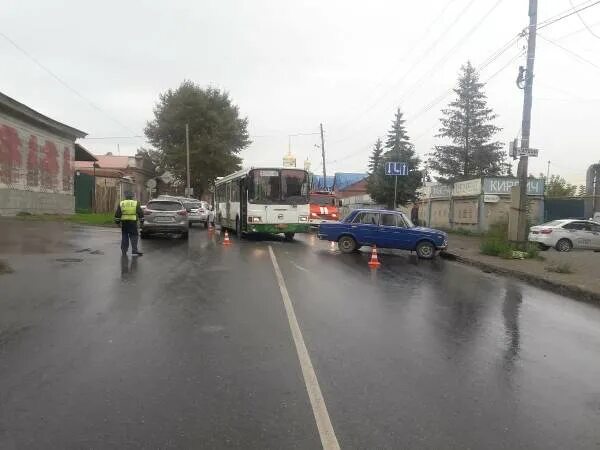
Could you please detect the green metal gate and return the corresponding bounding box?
[74,172,94,213]
[544,198,584,221]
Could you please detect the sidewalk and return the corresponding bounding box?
[444,234,600,303]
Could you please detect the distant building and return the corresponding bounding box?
[74,151,155,205]
[0,91,87,215]
[283,150,296,168]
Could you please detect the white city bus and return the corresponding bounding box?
[214,167,310,239]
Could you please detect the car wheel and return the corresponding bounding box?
[338,235,357,254]
[204,220,208,229]
[284,232,295,241]
[416,241,436,259]
[537,243,550,251]
[188,221,193,228]
[140,232,148,239]
[181,232,189,240]
[555,238,572,252]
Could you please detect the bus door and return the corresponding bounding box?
[240,178,248,231]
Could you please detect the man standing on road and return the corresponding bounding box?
[114,192,144,256]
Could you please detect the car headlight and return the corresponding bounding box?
[248,216,262,223]
[332,213,337,218]
[311,212,318,217]
[299,215,308,222]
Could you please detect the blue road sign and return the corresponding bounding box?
[385,162,408,176]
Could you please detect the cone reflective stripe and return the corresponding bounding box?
[368,245,381,267]
[223,230,232,245]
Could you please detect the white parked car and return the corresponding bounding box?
[529,219,600,252]
[182,199,214,228]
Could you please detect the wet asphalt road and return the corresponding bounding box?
[1,220,600,449]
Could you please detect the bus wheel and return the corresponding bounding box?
[284,232,295,241]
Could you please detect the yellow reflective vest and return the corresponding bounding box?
[120,199,138,221]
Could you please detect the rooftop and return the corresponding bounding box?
[0,91,86,140]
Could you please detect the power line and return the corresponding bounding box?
[555,19,600,39]
[538,33,600,72]
[329,0,460,133]
[0,31,137,135]
[83,135,146,140]
[327,32,525,164]
[329,0,507,145]
[411,50,525,143]
[538,0,600,30]
[569,0,600,39]
[330,0,478,137]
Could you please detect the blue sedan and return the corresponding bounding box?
[317,209,448,259]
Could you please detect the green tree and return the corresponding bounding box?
[145,80,250,198]
[543,174,577,197]
[427,62,505,183]
[367,108,421,209]
[577,184,586,197]
[367,138,384,173]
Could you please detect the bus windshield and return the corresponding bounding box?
[281,169,308,204]
[248,169,308,204]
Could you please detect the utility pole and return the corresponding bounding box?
[517,0,538,242]
[320,123,326,186]
[185,123,191,196]
[546,160,551,181]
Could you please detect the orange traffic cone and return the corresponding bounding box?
[368,245,381,268]
[223,230,232,246]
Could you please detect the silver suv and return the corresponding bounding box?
[141,199,189,239]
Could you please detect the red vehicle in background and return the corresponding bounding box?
[309,191,339,226]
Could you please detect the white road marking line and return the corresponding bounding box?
[268,246,340,450]
[290,261,310,273]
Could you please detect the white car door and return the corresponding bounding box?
[570,221,594,249]
[590,223,600,250]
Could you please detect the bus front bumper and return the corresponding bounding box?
[247,223,310,234]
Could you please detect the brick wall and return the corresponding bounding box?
[0,111,75,214]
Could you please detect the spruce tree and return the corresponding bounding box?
[367,108,421,209]
[427,62,505,183]
[368,138,384,173]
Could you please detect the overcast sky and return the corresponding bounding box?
[2,0,599,184]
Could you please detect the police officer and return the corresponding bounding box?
[114,192,144,256]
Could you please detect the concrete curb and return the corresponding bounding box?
[440,251,600,305]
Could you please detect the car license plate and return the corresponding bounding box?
[155,216,174,223]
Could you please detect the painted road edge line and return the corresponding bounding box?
[268,246,341,450]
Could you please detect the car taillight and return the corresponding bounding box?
[177,210,188,216]
[144,209,152,215]
[540,229,552,234]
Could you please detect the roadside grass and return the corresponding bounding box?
[479,222,541,260]
[545,262,574,274]
[438,227,482,237]
[14,212,115,227]
[0,259,14,275]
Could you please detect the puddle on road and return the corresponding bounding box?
[55,258,84,263]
